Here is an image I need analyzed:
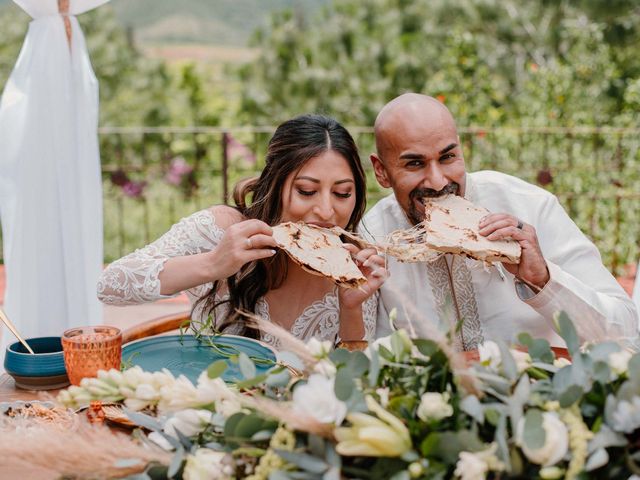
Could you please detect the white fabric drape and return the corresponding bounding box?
[633,261,640,318]
[0,0,108,368]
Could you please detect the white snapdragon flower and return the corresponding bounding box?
[609,349,633,378]
[516,412,569,466]
[293,374,347,424]
[417,392,453,422]
[149,409,213,451]
[183,449,234,480]
[610,397,640,433]
[158,375,200,412]
[306,338,333,358]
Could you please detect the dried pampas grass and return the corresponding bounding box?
[239,310,318,371]
[0,416,171,479]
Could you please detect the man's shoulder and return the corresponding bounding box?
[359,193,405,237]
[470,170,554,199]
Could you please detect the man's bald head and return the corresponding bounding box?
[374,94,457,161]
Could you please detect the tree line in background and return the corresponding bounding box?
[0,0,639,269]
[1,0,638,128]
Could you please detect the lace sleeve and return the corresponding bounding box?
[362,292,379,341]
[97,209,224,305]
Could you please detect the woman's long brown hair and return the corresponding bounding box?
[195,114,367,337]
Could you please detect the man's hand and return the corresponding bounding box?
[478,213,550,289]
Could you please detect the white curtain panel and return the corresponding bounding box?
[634,261,640,326]
[0,0,109,367]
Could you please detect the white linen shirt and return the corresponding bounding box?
[359,171,639,350]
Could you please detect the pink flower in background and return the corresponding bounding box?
[227,134,256,165]
[165,156,194,185]
[122,180,147,198]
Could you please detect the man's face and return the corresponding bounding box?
[371,119,466,225]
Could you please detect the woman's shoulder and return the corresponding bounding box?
[206,205,245,229]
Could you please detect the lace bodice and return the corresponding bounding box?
[97,209,377,347]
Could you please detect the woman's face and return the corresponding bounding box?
[280,150,357,229]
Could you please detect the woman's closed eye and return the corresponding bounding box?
[296,188,315,196]
[334,191,352,199]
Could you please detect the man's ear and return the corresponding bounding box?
[370,153,391,188]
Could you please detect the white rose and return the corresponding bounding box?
[196,371,236,404]
[417,392,453,422]
[478,341,501,369]
[454,451,489,480]
[608,349,633,378]
[293,374,347,424]
[164,409,213,439]
[306,338,333,358]
[516,412,569,466]
[183,448,233,480]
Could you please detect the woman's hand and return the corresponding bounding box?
[207,219,278,280]
[338,244,388,310]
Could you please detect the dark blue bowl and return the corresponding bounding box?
[4,337,67,377]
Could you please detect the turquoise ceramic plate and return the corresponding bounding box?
[121,334,277,384]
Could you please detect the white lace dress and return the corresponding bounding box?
[97,209,378,349]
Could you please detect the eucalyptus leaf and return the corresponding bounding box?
[239,352,257,379]
[207,359,228,379]
[279,351,306,372]
[235,373,268,390]
[323,467,341,480]
[334,368,355,401]
[497,341,518,382]
[559,384,583,407]
[223,412,246,438]
[368,345,380,387]
[555,311,579,355]
[460,395,485,424]
[523,409,545,450]
[628,354,640,384]
[274,450,329,474]
[265,367,291,388]
[123,409,164,432]
[173,426,194,449]
[347,351,370,377]
[167,446,185,479]
[585,448,609,472]
[413,339,438,357]
[329,348,351,365]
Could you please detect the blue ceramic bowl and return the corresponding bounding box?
[4,337,67,377]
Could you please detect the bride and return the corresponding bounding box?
[97,114,387,348]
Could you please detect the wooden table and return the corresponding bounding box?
[0,373,64,402]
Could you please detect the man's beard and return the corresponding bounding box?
[407,182,459,225]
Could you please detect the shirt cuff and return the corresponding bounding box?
[517,261,561,309]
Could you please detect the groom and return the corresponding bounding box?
[360,93,638,350]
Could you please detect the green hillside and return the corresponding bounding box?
[0,0,327,47]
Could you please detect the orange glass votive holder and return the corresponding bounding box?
[61,326,122,385]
